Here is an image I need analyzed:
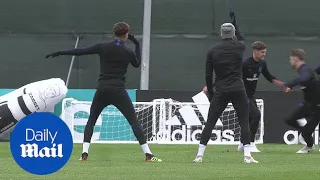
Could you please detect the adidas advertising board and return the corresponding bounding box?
[283,118,319,145]
[136,90,320,144]
[164,92,236,143]
[10,112,73,175]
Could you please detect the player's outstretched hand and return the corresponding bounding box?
[203,85,214,101]
[203,86,208,93]
[283,86,292,93]
[128,33,139,45]
[45,52,61,58]
[229,10,237,25]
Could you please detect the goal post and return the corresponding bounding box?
[61,98,264,145]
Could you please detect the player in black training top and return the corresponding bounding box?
[203,41,285,152]
[238,41,284,153]
[193,11,258,164]
[46,22,162,162]
[283,49,320,154]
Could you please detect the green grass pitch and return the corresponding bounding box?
[0,143,319,180]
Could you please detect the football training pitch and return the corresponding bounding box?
[1,143,319,180]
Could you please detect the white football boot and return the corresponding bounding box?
[250,142,261,153]
[238,143,260,152]
[244,156,259,164]
[296,145,315,154]
[193,155,203,163]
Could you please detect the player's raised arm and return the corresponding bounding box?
[229,10,245,43]
[205,49,214,100]
[45,43,102,58]
[128,34,141,68]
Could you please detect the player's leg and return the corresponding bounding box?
[81,90,109,160]
[284,102,313,153]
[238,97,261,152]
[113,89,162,162]
[296,107,320,153]
[284,102,310,131]
[248,97,261,152]
[193,91,229,162]
[248,98,261,142]
[230,90,258,163]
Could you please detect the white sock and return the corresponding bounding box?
[141,143,152,154]
[82,142,90,153]
[197,144,207,157]
[244,144,251,157]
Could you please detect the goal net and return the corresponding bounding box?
[61,98,264,144]
[61,98,163,143]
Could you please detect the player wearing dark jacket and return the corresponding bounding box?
[284,49,320,153]
[46,22,162,162]
[194,11,258,164]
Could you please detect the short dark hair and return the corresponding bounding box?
[291,49,306,60]
[252,41,267,50]
[113,22,130,37]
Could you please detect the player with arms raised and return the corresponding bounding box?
[194,11,258,164]
[46,22,162,162]
[283,49,320,153]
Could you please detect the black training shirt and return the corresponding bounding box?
[58,39,141,88]
[242,56,276,97]
[206,38,246,94]
[285,64,320,105]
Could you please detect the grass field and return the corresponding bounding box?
[0,143,319,180]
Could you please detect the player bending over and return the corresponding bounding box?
[46,22,162,162]
[283,49,320,153]
[194,11,258,164]
[0,78,67,135]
